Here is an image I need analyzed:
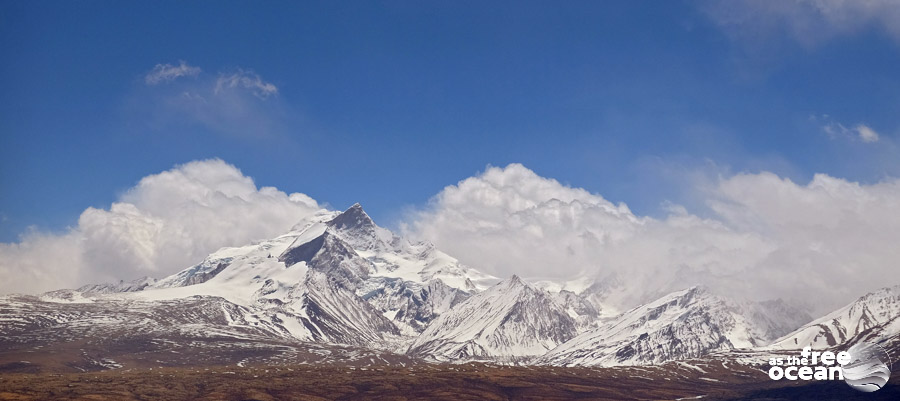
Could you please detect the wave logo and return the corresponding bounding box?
[842,342,892,393]
[768,342,892,392]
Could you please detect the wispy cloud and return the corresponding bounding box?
[855,124,881,143]
[701,0,900,48]
[144,61,201,85]
[814,114,881,143]
[136,62,287,138]
[215,69,278,99]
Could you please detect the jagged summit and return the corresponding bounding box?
[328,203,376,231]
[506,274,525,287]
[280,229,360,271]
[324,203,396,252]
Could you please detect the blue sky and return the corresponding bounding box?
[2,0,900,243]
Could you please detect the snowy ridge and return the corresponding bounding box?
[768,284,900,350]
[76,277,159,295]
[407,275,577,361]
[538,286,810,366]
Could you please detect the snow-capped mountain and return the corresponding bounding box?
[107,210,392,347]
[768,284,900,350]
[407,275,578,361]
[325,204,495,291]
[2,204,497,354]
[538,286,811,366]
[8,201,898,372]
[145,204,500,346]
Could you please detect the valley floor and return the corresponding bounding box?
[1,362,898,401]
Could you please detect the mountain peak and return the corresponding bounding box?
[859,284,900,302]
[499,275,529,292]
[328,203,375,231]
[683,285,709,297]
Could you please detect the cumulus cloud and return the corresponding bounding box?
[816,115,881,143]
[5,159,897,314]
[702,0,900,48]
[144,61,201,85]
[406,164,900,313]
[0,159,321,295]
[404,164,641,282]
[709,172,900,306]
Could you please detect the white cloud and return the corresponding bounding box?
[817,115,881,143]
[708,172,900,307]
[0,229,83,297]
[404,164,771,306]
[406,164,900,313]
[855,124,880,143]
[702,0,900,47]
[5,159,897,314]
[215,69,278,99]
[0,159,321,295]
[144,61,202,85]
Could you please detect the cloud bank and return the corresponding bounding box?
[406,164,900,313]
[702,0,900,48]
[0,159,321,294]
[3,160,898,314]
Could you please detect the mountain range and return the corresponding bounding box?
[1,203,897,372]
